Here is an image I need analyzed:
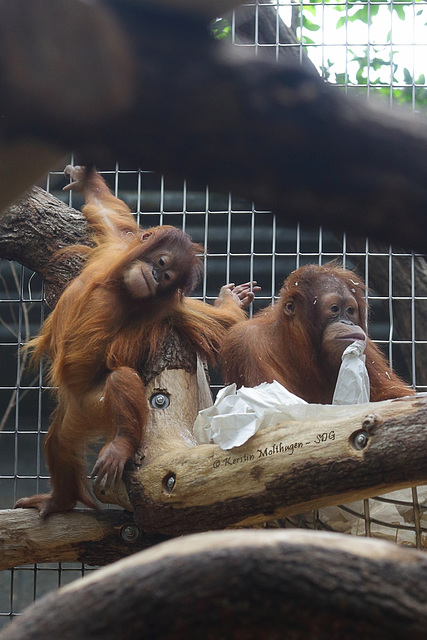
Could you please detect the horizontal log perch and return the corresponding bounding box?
[3,395,427,568]
[2,529,427,640]
[0,508,168,570]
[118,394,427,535]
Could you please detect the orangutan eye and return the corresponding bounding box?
[163,272,171,281]
[346,306,355,315]
[158,257,166,267]
[330,305,340,314]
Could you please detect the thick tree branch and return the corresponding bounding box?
[2,529,427,640]
[123,394,427,533]
[3,394,427,568]
[2,186,427,547]
[1,1,427,250]
[0,509,168,570]
[0,187,91,306]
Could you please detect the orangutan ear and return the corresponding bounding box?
[284,298,296,316]
[140,230,153,241]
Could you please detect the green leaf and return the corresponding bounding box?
[393,5,406,19]
[403,67,413,84]
[371,56,391,71]
[302,14,321,31]
[304,5,317,16]
[212,18,231,40]
[356,68,368,84]
[348,4,379,24]
[301,35,315,45]
[335,72,347,84]
[336,15,346,29]
[351,52,368,68]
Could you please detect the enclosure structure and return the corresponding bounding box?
[1,0,427,628]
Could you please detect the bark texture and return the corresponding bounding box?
[2,530,427,640]
[0,186,91,306]
[125,395,427,534]
[0,508,168,570]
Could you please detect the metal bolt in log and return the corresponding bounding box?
[92,394,427,536]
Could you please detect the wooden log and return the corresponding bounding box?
[121,394,427,534]
[2,529,427,640]
[94,364,212,510]
[0,508,168,570]
[4,394,427,566]
[0,186,91,306]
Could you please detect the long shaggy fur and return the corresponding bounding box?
[220,262,414,404]
[18,168,245,515]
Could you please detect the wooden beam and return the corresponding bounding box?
[4,394,427,568]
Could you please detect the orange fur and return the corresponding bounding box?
[221,263,414,404]
[16,168,245,516]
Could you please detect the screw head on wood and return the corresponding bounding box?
[351,430,369,450]
[120,524,140,543]
[163,472,176,493]
[150,392,170,409]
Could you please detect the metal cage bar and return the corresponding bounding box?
[1,0,427,626]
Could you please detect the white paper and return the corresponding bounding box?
[193,381,307,450]
[332,339,370,405]
[194,340,371,450]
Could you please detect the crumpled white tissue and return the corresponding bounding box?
[193,380,307,450]
[332,339,370,405]
[194,341,371,450]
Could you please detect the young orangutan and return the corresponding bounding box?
[221,262,414,404]
[15,166,259,516]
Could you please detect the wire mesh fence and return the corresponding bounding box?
[1,0,427,627]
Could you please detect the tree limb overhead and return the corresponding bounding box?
[1,1,427,250]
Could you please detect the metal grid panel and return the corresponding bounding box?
[1,0,427,626]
